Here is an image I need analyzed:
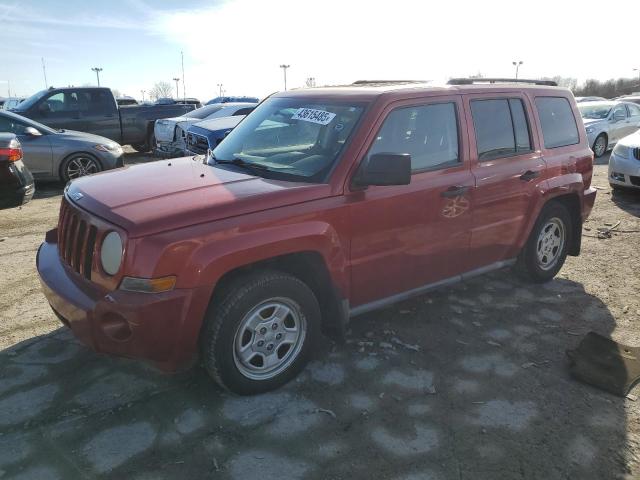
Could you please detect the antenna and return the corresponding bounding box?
[41,57,48,88]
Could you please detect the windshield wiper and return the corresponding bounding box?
[214,157,270,175]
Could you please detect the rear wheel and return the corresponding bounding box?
[592,133,607,158]
[516,202,572,283]
[60,153,102,182]
[201,270,320,395]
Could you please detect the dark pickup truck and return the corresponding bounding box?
[12,87,196,152]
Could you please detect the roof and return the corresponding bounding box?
[273,80,567,102]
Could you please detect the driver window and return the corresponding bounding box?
[612,105,627,119]
[368,102,460,172]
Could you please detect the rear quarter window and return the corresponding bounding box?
[535,97,580,149]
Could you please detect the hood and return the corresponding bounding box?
[67,156,331,237]
[55,129,118,145]
[157,115,189,124]
[581,118,605,127]
[618,130,640,147]
[193,115,244,131]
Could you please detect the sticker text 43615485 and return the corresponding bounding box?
[291,108,336,125]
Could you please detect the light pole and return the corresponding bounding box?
[217,83,223,98]
[140,90,146,102]
[512,61,523,79]
[634,68,640,87]
[91,67,103,86]
[173,77,180,98]
[280,64,290,91]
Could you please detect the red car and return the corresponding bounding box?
[37,78,596,394]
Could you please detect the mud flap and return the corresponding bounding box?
[567,332,640,397]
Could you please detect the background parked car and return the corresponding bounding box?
[617,95,640,105]
[0,110,124,182]
[578,100,640,157]
[154,103,256,157]
[2,97,26,110]
[116,96,138,107]
[609,130,640,191]
[11,87,195,152]
[184,115,245,155]
[206,96,259,105]
[575,96,607,103]
[0,133,34,208]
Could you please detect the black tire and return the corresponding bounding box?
[592,133,607,158]
[201,270,321,395]
[60,153,102,182]
[130,143,149,153]
[516,202,572,283]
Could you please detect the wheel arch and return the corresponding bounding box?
[204,250,349,342]
[58,150,103,182]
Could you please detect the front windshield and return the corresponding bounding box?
[578,102,614,119]
[184,105,223,119]
[3,110,57,134]
[211,98,365,182]
[12,89,49,111]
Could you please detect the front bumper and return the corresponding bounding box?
[609,150,640,189]
[36,234,211,371]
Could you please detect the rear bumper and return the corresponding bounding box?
[0,160,35,208]
[36,235,211,371]
[582,186,597,221]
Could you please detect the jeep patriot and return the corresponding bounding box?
[37,79,597,394]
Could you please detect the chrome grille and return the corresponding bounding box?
[58,197,98,280]
[633,147,640,161]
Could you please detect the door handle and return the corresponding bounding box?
[440,185,469,198]
[520,170,540,182]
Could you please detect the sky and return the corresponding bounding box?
[1,0,639,102]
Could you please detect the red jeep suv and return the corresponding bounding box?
[37,79,596,394]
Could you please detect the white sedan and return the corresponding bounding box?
[154,102,256,157]
[609,130,640,191]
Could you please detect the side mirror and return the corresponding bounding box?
[24,127,42,137]
[354,153,411,187]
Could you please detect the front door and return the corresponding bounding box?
[348,96,473,307]
[0,115,53,176]
[464,94,546,268]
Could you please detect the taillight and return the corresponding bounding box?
[0,139,23,162]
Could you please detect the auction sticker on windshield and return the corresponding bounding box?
[292,108,336,125]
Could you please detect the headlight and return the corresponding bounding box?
[94,143,120,152]
[585,126,594,134]
[100,231,123,275]
[612,143,630,158]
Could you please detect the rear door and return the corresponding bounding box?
[80,89,121,141]
[625,103,640,136]
[464,94,546,268]
[610,103,629,143]
[348,95,474,307]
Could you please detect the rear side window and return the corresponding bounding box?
[628,104,640,117]
[470,98,532,161]
[368,102,459,172]
[535,97,579,149]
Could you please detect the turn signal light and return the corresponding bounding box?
[120,276,177,293]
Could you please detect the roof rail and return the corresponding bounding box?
[447,78,558,87]
[352,80,428,85]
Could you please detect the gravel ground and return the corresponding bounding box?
[0,150,639,479]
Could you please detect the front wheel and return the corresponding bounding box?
[592,133,607,158]
[201,271,320,395]
[60,153,102,182]
[516,202,572,283]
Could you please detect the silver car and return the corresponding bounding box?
[578,101,640,157]
[609,130,640,190]
[0,110,124,181]
[154,102,256,157]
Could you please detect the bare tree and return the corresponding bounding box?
[149,81,173,100]
[111,88,121,99]
[574,77,639,98]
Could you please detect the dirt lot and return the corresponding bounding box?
[1,150,639,479]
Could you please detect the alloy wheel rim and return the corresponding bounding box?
[536,217,565,271]
[232,297,306,380]
[594,137,606,156]
[66,157,99,179]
